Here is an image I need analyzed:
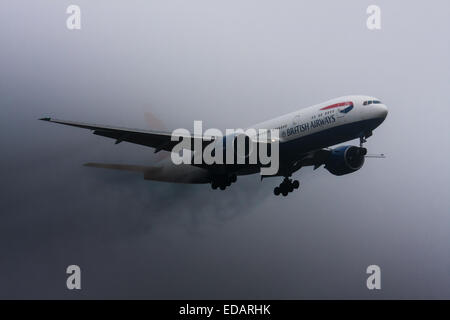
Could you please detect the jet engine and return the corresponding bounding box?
[324,145,366,176]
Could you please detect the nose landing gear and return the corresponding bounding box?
[360,131,372,147]
[274,177,299,196]
[359,136,367,148]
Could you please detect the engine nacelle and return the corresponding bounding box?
[324,145,366,176]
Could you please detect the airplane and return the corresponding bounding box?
[40,95,388,196]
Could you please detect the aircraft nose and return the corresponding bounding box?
[377,104,388,119]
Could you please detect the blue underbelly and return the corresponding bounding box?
[280,118,383,159]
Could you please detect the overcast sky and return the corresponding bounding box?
[0,0,449,298]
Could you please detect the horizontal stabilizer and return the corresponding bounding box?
[83,162,150,172]
[83,161,210,184]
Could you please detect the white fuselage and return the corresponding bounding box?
[253,95,387,142]
[251,95,388,159]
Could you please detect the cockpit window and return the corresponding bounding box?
[363,100,382,105]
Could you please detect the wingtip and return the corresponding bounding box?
[39,117,51,121]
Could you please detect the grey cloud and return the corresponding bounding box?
[0,0,449,299]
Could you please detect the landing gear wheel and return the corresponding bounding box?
[274,187,280,196]
[274,177,300,196]
[211,174,238,191]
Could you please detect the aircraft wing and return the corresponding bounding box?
[297,149,331,169]
[39,117,214,153]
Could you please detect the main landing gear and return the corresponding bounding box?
[273,177,300,196]
[211,174,237,190]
